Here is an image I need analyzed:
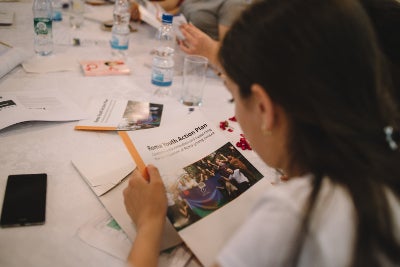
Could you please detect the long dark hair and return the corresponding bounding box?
[360,0,400,107]
[219,0,400,266]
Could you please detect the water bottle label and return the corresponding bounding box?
[110,35,129,50]
[34,18,52,35]
[151,69,173,87]
[151,79,172,87]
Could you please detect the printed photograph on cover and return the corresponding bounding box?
[117,101,163,130]
[165,142,264,230]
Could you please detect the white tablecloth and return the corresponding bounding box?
[0,2,272,267]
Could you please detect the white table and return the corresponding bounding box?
[0,2,273,266]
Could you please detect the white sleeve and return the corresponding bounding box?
[217,193,303,267]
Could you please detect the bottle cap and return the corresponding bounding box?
[161,13,173,24]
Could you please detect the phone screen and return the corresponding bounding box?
[0,173,47,227]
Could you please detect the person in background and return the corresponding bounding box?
[226,167,250,194]
[130,0,183,21]
[123,0,400,267]
[178,0,249,41]
[130,0,254,68]
[178,0,254,68]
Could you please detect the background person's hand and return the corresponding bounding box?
[130,2,141,22]
[178,23,219,66]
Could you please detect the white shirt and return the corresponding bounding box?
[217,175,358,267]
[229,169,249,184]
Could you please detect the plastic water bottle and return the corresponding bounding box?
[51,0,62,21]
[33,0,53,56]
[151,47,174,93]
[155,13,175,52]
[151,13,175,96]
[110,0,131,58]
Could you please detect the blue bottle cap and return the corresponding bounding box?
[52,11,62,21]
[161,13,173,24]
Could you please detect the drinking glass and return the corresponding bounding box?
[180,55,208,106]
[69,0,84,29]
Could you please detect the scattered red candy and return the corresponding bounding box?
[219,120,227,130]
[219,120,232,131]
[236,135,252,150]
[219,117,252,150]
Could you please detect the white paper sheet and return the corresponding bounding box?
[0,89,88,130]
[78,209,193,266]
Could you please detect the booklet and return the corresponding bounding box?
[72,111,274,266]
[80,60,131,76]
[0,89,87,130]
[75,99,163,131]
[118,112,273,266]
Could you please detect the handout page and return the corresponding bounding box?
[0,89,87,130]
[137,1,164,29]
[120,111,274,266]
[78,209,193,266]
[78,209,132,260]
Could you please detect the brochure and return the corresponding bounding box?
[118,112,272,266]
[72,112,274,266]
[0,89,87,130]
[75,99,163,131]
[80,60,131,76]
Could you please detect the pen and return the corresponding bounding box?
[119,131,149,180]
[0,41,13,48]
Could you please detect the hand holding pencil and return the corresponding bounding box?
[123,164,167,267]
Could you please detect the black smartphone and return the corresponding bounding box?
[0,173,47,227]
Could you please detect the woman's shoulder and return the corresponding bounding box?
[255,174,315,212]
[217,176,356,267]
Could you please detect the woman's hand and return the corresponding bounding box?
[178,23,220,66]
[123,164,167,231]
[124,165,167,267]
